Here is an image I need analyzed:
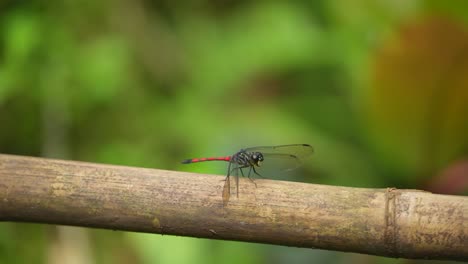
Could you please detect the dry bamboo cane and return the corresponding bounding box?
[0,154,466,261]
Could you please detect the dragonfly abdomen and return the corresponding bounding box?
[181,156,231,164]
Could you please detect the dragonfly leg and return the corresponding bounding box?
[228,167,238,177]
[227,161,233,176]
[222,162,233,184]
[246,166,257,187]
[239,167,245,177]
[252,166,265,179]
[228,165,249,198]
[230,165,249,177]
[226,163,243,180]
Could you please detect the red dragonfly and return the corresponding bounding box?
[182,144,314,205]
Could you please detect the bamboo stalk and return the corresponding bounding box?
[0,154,466,261]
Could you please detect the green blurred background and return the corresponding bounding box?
[1,0,467,263]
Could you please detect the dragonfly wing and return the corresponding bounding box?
[222,160,242,206]
[249,153,306,176]
[262,153,304,171]
[222,175,230,206]
[243,144,314,161]
[243,144,313,173]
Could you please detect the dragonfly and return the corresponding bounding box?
[181,144,314,205]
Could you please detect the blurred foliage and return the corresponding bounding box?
[0,0,467,263]
[365,17,468,180]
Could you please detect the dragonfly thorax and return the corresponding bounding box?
[232,151,264,167]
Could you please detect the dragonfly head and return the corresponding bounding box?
[251,152,264,167]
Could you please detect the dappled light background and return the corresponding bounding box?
[1,1,467,263]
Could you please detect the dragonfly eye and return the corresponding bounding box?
[259,154,264,161]
[254,152,264,166]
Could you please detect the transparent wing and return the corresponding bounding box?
[222,174,231,206]
[222,160,243,206]
[243,144,314,160]
[243,144,314,172]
